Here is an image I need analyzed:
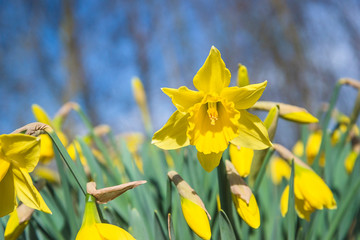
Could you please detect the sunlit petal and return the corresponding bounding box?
[12,167,51,214]
[221,81,267,110]
[232,194,260,229]
[0,134,40,172]
[193,46,231,95]
[162,87,204,112]
[197,151,223,172]
[231,110,272,150]
[0,167,16,217]
[0,158,11,182]
[152,110,190,150]
[229,144,254,177]
[181,197,211,240]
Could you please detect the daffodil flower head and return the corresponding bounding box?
[0,134,51,217]
[153,46,272,172]
[274,144,336,220]
[280,160,336,220]
[168,171,211,239]
[76,194,135,240]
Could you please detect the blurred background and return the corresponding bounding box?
[1,0,359,147]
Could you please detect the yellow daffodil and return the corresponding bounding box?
[32,104,68,164]
[132,77,153,134]
[273,144,336,221]
[280,163,337,220]
[270,156,291,185]
[153,46,271,172]
[0,134,51,217]
[123,133,145,173]
[306,130,325,166]
[225,160,260,228]
[168,171,211,239]
[251,101,318,124]
[292,141,304,157]
[76,194,135,240]
[229,144,254,177]
[344,151,358,174]
[344,137,360,174]
[237,64,250,87]
[4,204,34,240]
[330,113,359,145]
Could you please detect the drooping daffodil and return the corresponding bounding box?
[0,134,51,217]
[152,46,272,172]
[76,194,135,240]
[225,160,260,228]
[273,144,336,221]
[77,181,146,240]
[168,171,211,239]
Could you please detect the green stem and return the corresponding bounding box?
[217,158,234,233]
[313,82,342,171]
[324,175,360,240]
[253,148,275,193]
[47,131,86,195]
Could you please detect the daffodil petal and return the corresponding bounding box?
[76,225,102,240]
[197,151,223,172]
[162,87,204,112]
[4,206,31,240]
[152,110,190,150]
[96,223,135,240]
[31,104,52,126]
[294,197,315,221]
[295,165,337,210]
[270,157,291,185]
[12,167,51,214]
[345,151,358,174]
[221,81,267,110]
[0,134,40,172]
[282,112,318,124]
[232,194,260,229]
[231,110,272,150]
[39,134,54,164]
[306,130,322,165]
[0,158,11,182]
[193,46,231,95]
[181,197,211,240]
[229,144,254,177]
[280,185,289,217]
[0,167,16,217]
[188,100,240,154]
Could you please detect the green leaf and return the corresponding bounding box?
[219,210,236,240]
[129,208,149,240]
[288,159,296,240]
[154,210,167,240]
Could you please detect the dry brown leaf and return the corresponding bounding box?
[87,180,147,204]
